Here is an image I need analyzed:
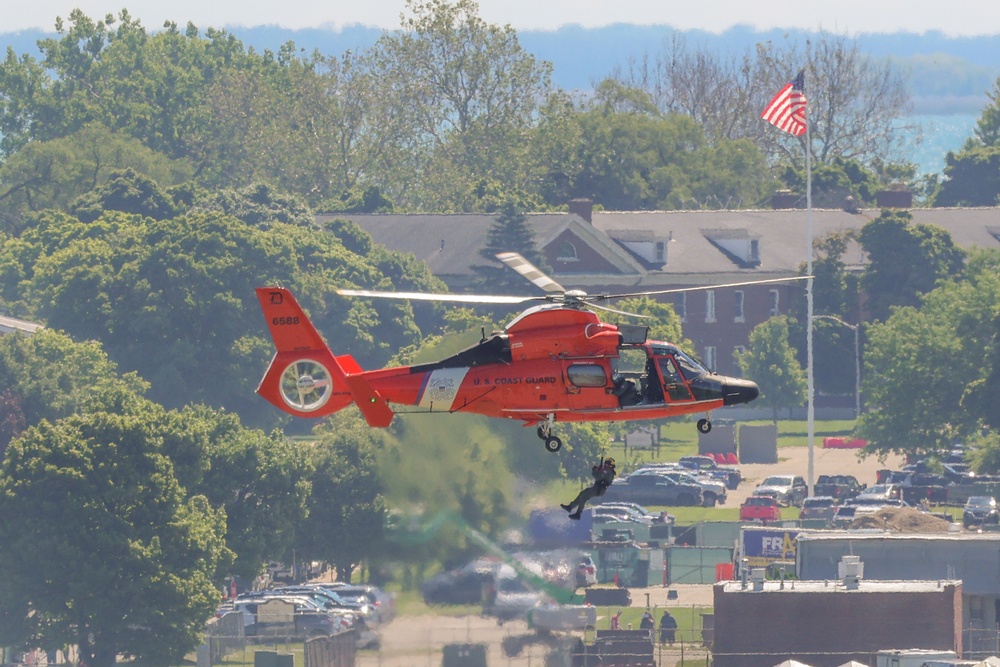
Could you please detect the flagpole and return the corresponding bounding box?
[805,96,815,496]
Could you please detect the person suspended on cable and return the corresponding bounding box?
[561,457,616,520]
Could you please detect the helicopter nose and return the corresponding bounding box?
[722,377,760,406]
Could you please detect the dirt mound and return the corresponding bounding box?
[851,507,952,533]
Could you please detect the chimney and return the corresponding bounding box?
[568,198,593,223]
[876,189,913,209]
[771,190,799,210]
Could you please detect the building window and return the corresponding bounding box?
[734,290,745,322]
[705,290,716,323]
[970,595,985,622]
[769,289,780,317]
[704,346,717,372]
[677,293,686,323]
[655,241,665,262]
[557,241,578,261]
[750,239,760,263]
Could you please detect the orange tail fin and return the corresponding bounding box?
[255,287,393,426]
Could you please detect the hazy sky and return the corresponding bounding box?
[9,0,1000,35]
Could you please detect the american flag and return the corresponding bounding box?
[761,70,807,136]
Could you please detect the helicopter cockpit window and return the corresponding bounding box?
[657,356,693,401]
[674,350,708,380]
[567,364,608,388]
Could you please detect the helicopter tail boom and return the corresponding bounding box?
[255,287,394,426]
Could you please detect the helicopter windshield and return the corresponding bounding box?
[674,350,708,380]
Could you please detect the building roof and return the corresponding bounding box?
[798,531,1000,544]
[717,579,962,594]
[328,206,1000,289]
[0,315,43,335]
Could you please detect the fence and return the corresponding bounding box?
[348,606,711,667]
[202,614,357,667]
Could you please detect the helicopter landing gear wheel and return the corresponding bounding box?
[537,415,561,452]
[697,418,712,434]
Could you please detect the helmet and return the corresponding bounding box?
[605,457,616,466]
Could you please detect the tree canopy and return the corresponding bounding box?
[855,250,1000,457]
[736,315,807,423]
[0,410,232,667]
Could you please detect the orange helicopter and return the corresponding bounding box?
[256,253,804,452]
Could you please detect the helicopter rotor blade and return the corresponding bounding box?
[496,252,566,294]
[589,275,813,301]
[336,288,539,305]
[586,301,653,319]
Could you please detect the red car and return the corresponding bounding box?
[739,496,782,522]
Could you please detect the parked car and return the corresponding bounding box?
[942,463,975,483]
[752,475,808,507]
[739,496,781,523]
[678,455,742,489]
[633,468,727,506]
[274,585,375,621]
[601,474,704,507]
[799,496,837,521]
[232,596,339,638]
[322,584,397,624]
[963,496,1000,528]
[855,483,902,502]
[590,504,653,524]
[814,475,865,501]
[575,556,598,588]
[592,501,658,521]
[421,559,499,605]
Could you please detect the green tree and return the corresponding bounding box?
[371,0,553,211]
[0,328,149,453]
[562,81,773,210]
[299,415,387,582]
[779,157,880,208]
[931,145,1000,207]
[611,31,913,168]
[735,316,807,423]
[855,254,1000,456]
[70,167,180,222]
[858,210,965,322]
[0,122,190,233]
[2,205,441,429]
[965,77,1000,149]
[183,405,312,582]
[602,296,690,349]
[0,410,232,667]
[471,201,547,294]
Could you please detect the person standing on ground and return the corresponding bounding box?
[659,609,678,645]
[640,609,655,638]
[561,457,616,520]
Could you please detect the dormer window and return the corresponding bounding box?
[655,241,665,262]
[701,229,762,268]
[557,241,578,261]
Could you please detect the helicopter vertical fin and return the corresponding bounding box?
[255,287,394,426]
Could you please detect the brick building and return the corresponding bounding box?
[712,576,962,667]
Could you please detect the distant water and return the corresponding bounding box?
[899,113,979,176]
